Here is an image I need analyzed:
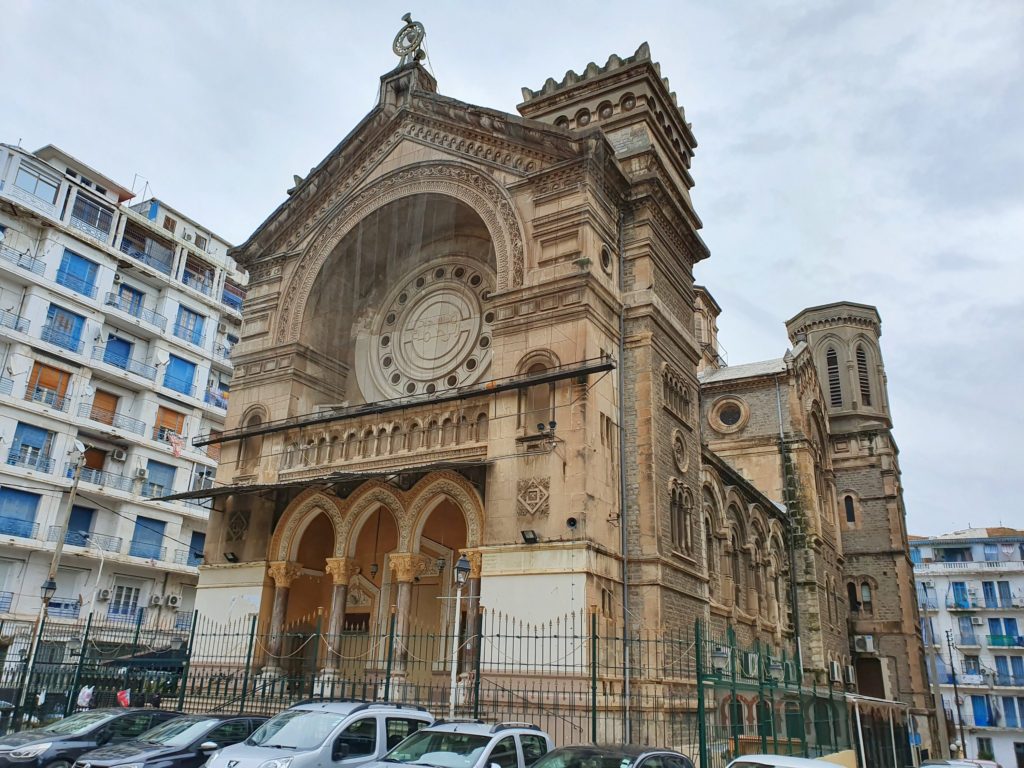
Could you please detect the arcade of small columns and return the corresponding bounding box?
[258,471,485,678]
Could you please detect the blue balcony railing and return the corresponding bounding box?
[172,323,205,347]
[142,481,173,498]
[0,242,45,275]
[994,673,1024,686]
[25,386,71,412]
[48,525,122,552]
[74,463,135,493]
[119,239,172,275]
[41,324,84,353]
[47,597,81,619]
[162,376,196,398]
[103,292,168,331]
[0,591,12,613]
[204,390,228,409]
[173,548,203,567]
[174,610,193,630]
[213,343,233,361]
[6,448,53,473]
[182,270,213,296]
[106,607,145,624]
[128,541,166,561]
[0,307,30,334]
[989,634,1024,648]
[76,402,147,435]
[55,268,98,298]
[91,345,157,380]
[221,290,243,311]
[0,515,39,538]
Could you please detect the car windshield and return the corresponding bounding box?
[40,711,119,736]
[137,717,222,747]
[384,731,491,768]
[532,748,636,768]
[247,710,346,750]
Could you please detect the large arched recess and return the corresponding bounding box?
[276,162,525,346]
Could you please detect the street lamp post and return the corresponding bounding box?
[448,554,471,719]
[81,532,107,616]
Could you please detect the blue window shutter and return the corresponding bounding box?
[990,618,1003,637]
[45,305,85,346]
[58,250,98,290]
[104,336,133,368]
[13,423,48,449]
[130,515,166,559]
[188,531,206,565]
[164,355,196,394]
[68,505,95,542]
[1007,617,1020,637]
[972,695,989,727]
[146,460,176,490]
[1012,657,1024,677]
[0,488,41,537]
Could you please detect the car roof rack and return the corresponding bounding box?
[433,718,486,726]
[289,698,428,713]
[491,721,541,733]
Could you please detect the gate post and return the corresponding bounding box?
[696,619,707,768]
[383,607,397,702]
[65,612,94,716]
[239,613,258,714]
[176,610,199,712]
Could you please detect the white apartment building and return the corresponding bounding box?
[0,142,245,642]
[912,527,1024,767]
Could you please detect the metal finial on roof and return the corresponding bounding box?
[393,13,426,65]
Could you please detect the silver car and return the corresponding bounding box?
[360,720,554,768]
[205,701,434,768]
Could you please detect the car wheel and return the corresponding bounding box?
[44,760,72,768]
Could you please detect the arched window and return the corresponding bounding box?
[826,347,842,408]
[520,362,554,429]
[391,425,405,452]
[705,518,717,597]
[731,533,742,607]
[683,490,693,552]
[827,578,834,622]
[847,582,860,613]
[860,582,873,615]
[239,413,264,470]
[475,413,488,442]
[844,495,856,524]
[856,345,872,406]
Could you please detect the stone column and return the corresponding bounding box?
[323,557,358,671]
[388,553,429,680]
[264,561,303,676]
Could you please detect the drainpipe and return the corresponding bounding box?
[775,373,804,676]
[616,209,632,740]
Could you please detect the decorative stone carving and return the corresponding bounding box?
[459,548,483,579]
[270,491,344,562]
[325,557,359,586]
[347,586,372,607]
[268,561,304,588]
[517,477,550,517]
[672,430,688,473]
[405,471,485,550]
[389,553,431,583]
[226,510,249,542]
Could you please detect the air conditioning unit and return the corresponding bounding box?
[97,588,112,602]
[217,322,228,334]
[854,635,876,654]
[968,588,979,596]
[971,617,985,626]
[184,233,193,242]
[113,273,122,283]
[743,652,760,678]
[922,580,935,588]
[111,448,128,462]
[149,594,163,607]
[829,660,843,682]
[845,665,857,684]
[134,467,148,479]
[164,594,181,607]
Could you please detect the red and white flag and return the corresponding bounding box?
[169,433,184,457]
[116,688,131,707]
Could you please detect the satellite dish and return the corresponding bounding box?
[73,440,87,454]
[155,350,170,366]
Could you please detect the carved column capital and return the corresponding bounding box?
[325,557,359,586]
[389,553,430,583]
[268,560,304,588]
[459,548,483,579]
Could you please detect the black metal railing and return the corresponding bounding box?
[77,402,147,435]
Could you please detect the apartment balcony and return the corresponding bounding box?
[162,377,196,398]
[0,377,11,397]
[0,515,39,539]
[915,560,1024,574]
[103,292,168,332]
[6,448,53,473]
[942,671,987,685]
[91,344,157,380]
[174,610,193,630]
[171,323,205,348]
[221,289,243,312]
[47,526,122,552]
[41,324,84,354]
[0,591,12,613]
[1,178,60,219]
[0,308,30,334]
[173,548,203,567]
[958,633,981,647]
[204,389,228,410]
[73,463,135,494]
[104,607,146,625]
[946,596,982,610]
[181,270,213,297]
[69,213,111,244]
[55,268,98,299]
[988,634,1024,648]
[76,402,146,436]
[128,541,167,561]
[141,480,173,499]
[918,597,939,611]
[48,597,81,619]
[994,673,1024,687]
[0,241,45,276]
[213,343,233,363]
[119,237,173,276]
[25,385,71,412]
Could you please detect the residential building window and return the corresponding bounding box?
[144,459,176,496]
[983,581,999,608]
[109,581,142,619]
[7,422,54,472]
[182,254,214,294]
[56,250,99,297]
[855,345,872,406]
[162,215,177,233]
[154,406,186,444]
[194,234,208,251]
[70,194,113,235]
[114,284,145,317]
[129,516,166,560]
[89,390,119,425]
[174,306,205,346]
[976,736,994,760]
[971,695,991,727]
[998,580,1013,607]
[66,505,95,545]
[910,547,922,564]
[222,280,245,311]
[964,655,981,674]
[187,531,206,567]
[43,304,85,352]
[826,347,842,408]
[14,163,60,204]
[984,543,998,561]
[0,487,41,537]
[163,354,196,396]
[844,495,856,524]
[860,582,873,614]
[26,362,71,411]
[848,581,860,612]
[103,335,134,369]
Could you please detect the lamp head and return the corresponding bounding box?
[454,554,471,586]
[41,578,58,603]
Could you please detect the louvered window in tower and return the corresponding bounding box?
[856,345,872,406]
[826,347,842,408]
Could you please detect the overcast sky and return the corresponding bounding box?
[3,1,1021,536]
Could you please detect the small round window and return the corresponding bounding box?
[710,397,748,433]
[719,403,742,426]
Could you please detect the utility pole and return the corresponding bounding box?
[922,610,951,759]
[946,629,967,757]
[16,445,85,721]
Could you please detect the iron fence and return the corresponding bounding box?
[0,610,912,766]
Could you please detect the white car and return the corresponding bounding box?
[725,756,840,768]
[361,720,554,768]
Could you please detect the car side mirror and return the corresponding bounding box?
[490,763,501,768]
[96,730,112,746]
[199,742,219,753]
